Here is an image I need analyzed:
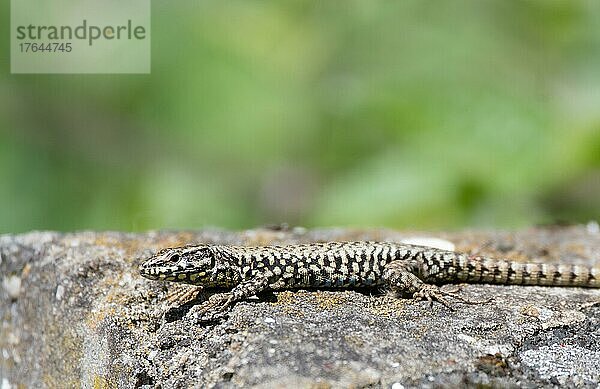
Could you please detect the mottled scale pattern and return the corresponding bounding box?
[222,242,394,289]
[139,241,600,321]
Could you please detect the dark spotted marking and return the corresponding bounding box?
[570,271,578,282]
[506,267,516,279]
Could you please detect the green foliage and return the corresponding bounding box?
[1,0,599,232]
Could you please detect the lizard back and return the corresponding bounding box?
[215,241,400,288]
[212,242,600,289]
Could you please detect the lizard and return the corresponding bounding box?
[138,241,600,321]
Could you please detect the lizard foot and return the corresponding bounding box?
[413,284,493,310]
[187,292,234,322]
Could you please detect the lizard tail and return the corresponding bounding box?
[454,255,600,288]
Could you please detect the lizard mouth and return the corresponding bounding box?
[138,264,160,279]
[139,263,177,279]
[139,262,200,280]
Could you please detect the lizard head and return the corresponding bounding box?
[139,244,216,285]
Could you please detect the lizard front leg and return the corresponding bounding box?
[188,274,269,322]
[382,260,490,309]
[165,284,202,307]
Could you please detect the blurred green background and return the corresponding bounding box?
[1,1,600,233]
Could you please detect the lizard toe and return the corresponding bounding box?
[413,284,490,309]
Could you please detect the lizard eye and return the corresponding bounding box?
[168,254,180,263]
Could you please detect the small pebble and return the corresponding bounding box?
[55,285,65,301]
[264,317,275,324]
[586,221,599,234]
[401,237,455,251]
[2,276,21,300]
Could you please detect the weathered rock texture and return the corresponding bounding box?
[1,226,600,388]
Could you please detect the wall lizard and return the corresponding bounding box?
[139,241,599,321]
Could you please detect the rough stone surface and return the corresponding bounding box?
[1,226,600,388]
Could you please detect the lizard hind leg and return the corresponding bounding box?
[382,260,491,309]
